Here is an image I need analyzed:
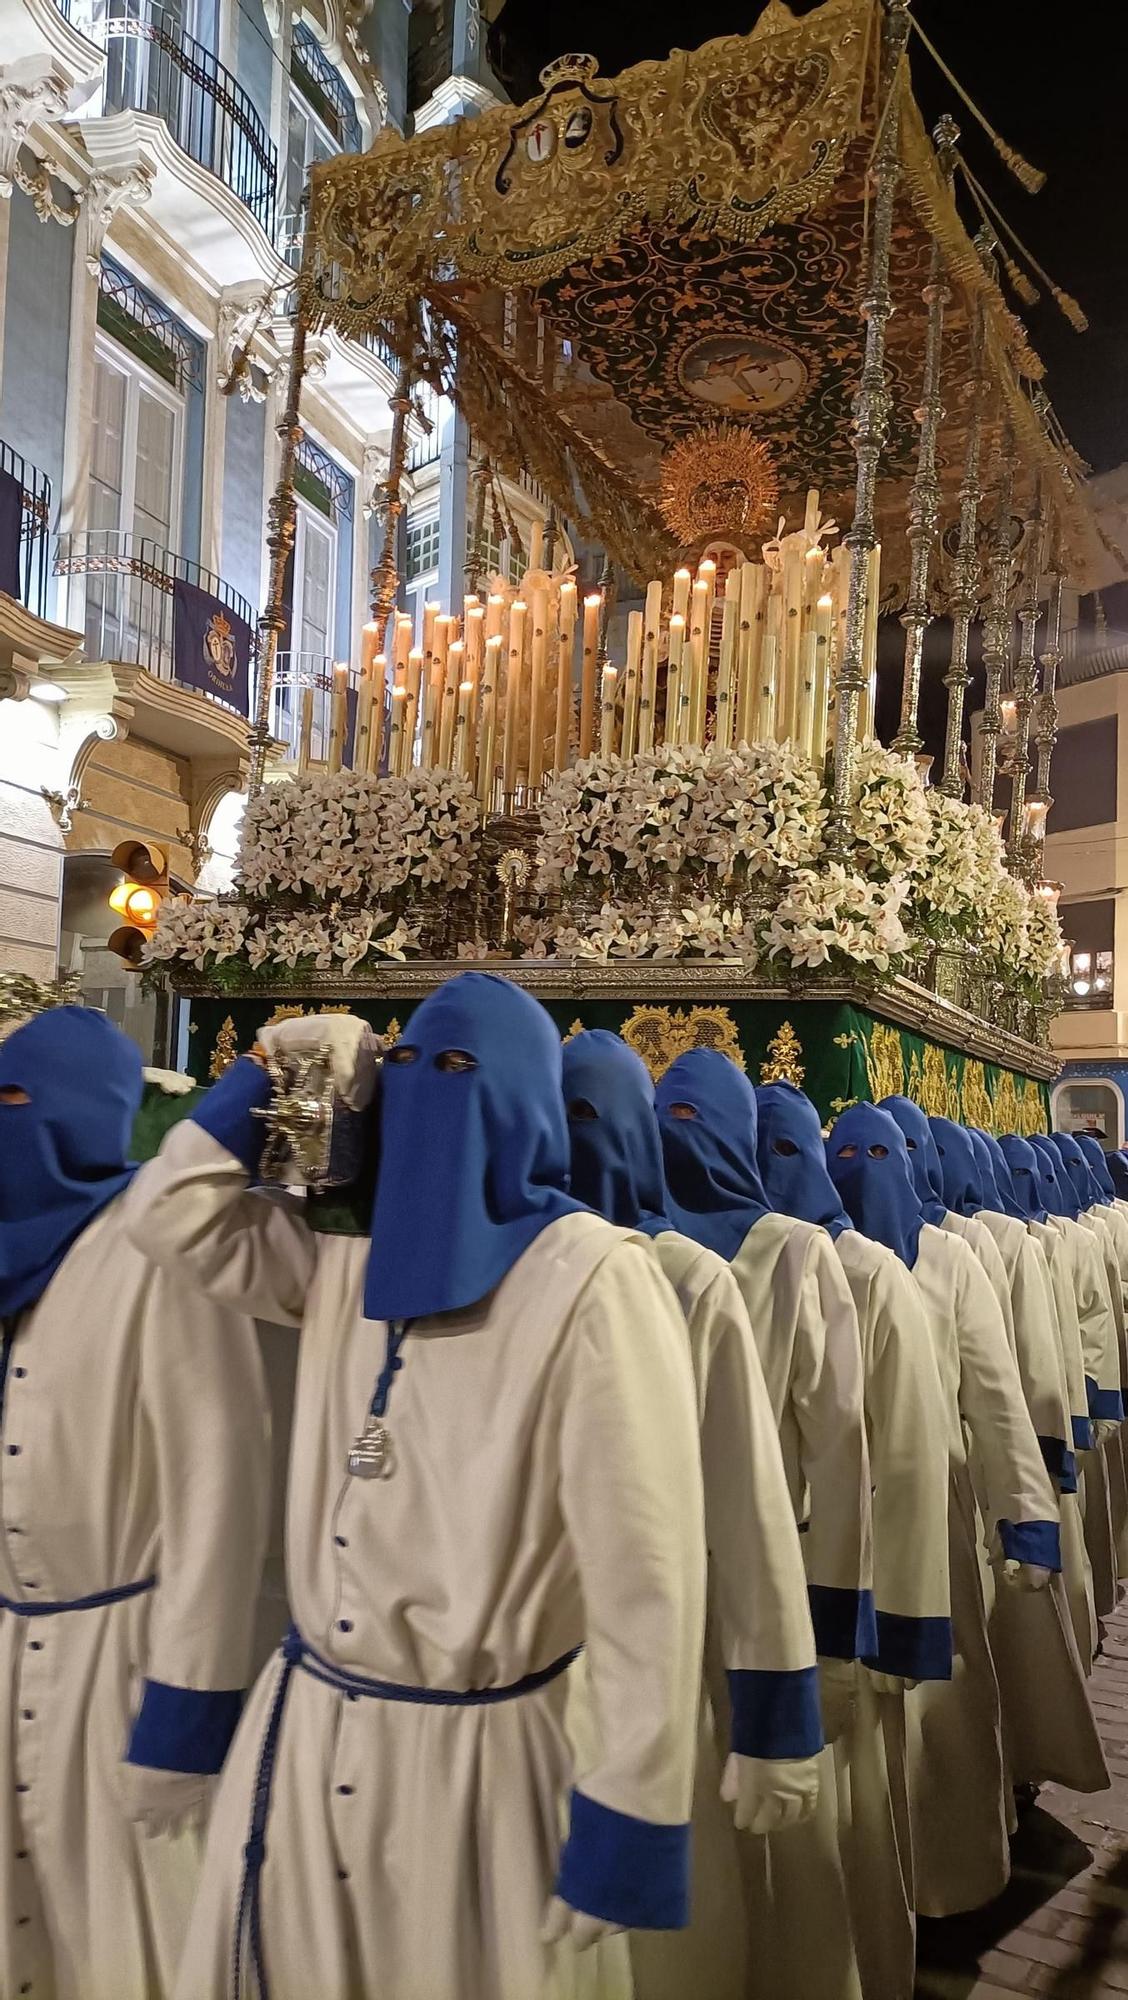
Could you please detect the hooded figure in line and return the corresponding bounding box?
[0,1008,269,2000]
[126,974,707,2000]
[880,1098,1016,1350]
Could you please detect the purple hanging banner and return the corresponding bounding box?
[0,467,23,602]
[172,578,253,714]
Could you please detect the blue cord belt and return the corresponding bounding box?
[0,1575,155,1617]
[234,1624,581,2000]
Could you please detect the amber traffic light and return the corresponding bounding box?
[108,839,168,963]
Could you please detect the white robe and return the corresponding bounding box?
[1048,1215,1121,1615]
[0,1194,270,2000]
[724,1214,872,2000]
[124,1125,707,2000]
[905,1226,1060,1916]
[1023,1221,1098,1666]
[630,1233,818,2000]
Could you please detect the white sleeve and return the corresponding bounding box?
[789,1232,875,1660]
[123,1118,316,1326]
[864,1255,951,1678]
[1069,1222,1123,1420]
[1008,1235,1075,1489]
[554,1241,706,1931]
[952,1241,1060,1569]
[692,1267,821,1759]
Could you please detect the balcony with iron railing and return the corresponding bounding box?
[269,652,362,765]
[0,442,53,623]
[76,2,277,241]
[55,529,254,717]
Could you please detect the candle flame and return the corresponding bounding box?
[584,593,602,608]
[817,593,834,609]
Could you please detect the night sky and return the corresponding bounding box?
[489,0,1127,476]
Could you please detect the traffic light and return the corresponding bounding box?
[108,839,168,965]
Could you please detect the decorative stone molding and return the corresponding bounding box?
[0,666,31,702]
[41,783,86,833]
[0,57,70,197]
[217,286,279,403]
[361,440,389,521]
[82,161,154,277]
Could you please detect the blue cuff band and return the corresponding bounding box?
[1039,1434,1078,1494]
[127,1680,244,1775]
[998,1519,1062,1572]
[807,1584,878,1661]
[1073,1414,1096,1453]
[1087,1377,1125,1423]
[191,1058,272,1176]
[863,1610,952,1682]
[727,1667,823,1760]
[555,1790,690,1931]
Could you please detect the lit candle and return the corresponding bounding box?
[527,518,544,576]
[735,561,765,746]
[621,609,643,759]
[360,619,381,681]
[465,603,485,691]
[666,613,686,745]
[298,684,314,775]
[367,655,387,773]
[579,592,601,757]
[485,592,506,645]
[405,649,423,772]
[439,640,463,769]
[422,601,439,674]
[554,578,577,772]
[328,663,348,775]
[527,588,549,790]
[478,634,502,813]
[715,584,737,752]
[389,684,408,777]
[455,680,474,778]
[689,577,710,746]
[503,599,527,802]
[671,566,692,623]
[781,545,806,743]
[394,614,413,680]
[698,556,717,653]
[639,580,662,753]
[811,594,833,766]
[354,677,373,774]
[600,665,618,759]
[758,592,782,742]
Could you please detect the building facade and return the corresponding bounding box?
[0,0,525,1056]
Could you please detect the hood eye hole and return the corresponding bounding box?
[936,1144,945,1156]
[772,1137,799,1156]
[668,1102,697,1120]
[905,1137,917,1150]
[436,1049,477,1073]
[568,1098,598,1122]
[0,1086,30,1104]
[385,1046,418,1066]
[837,1143,858,1158]
[867,1143,889,1159]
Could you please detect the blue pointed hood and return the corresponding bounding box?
[755,1081,852,1239]
[982,1133,1026,1220]
[928,1116,983,1217]
[1048,1131,1098,1213]
[0,1007,143,1317]
[1108,1151,1128,1201]
[998,1135,1048,1223]
[561,1030,673,1238]
[1076,1133,1116,1206]
[968,1130,1004,1215]
[1030,1135,1078,1219]
[365,974,584,1321]
[826,1103,924,1269]
[878,1095,947,1226]
[655,1049,769,1260]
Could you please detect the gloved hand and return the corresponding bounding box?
[540,1896,624,1953]
[720,1752,819,1834]
[119,1763,213,1837]
[257,1014,380,1111]
[1095,1419,1122,1443]
[997,1558,1053,1592]
[865,1669,919,1695]
[817,1658,857,1744]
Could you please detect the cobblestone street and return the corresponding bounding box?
[917,1601,1128,1998]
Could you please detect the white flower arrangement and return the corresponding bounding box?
[146,898,419,975]
[236,768,479,901]
[912,791,1008,935]
[761,865,911,974]
[1019,894,1064,983]
[846,742,932,882]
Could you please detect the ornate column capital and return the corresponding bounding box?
[0,56,70,197]
[82,162,154,278]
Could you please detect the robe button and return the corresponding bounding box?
[13,1367,26,1379]
[334,1536,348,1548]
[21,1710,34,1722]
[28,1642,43,1653]
[16,1849,28,1860]
[7,1445,21,1456]
[16,1915,29,1926]
[336,1784,355,1796]
[20,1984,32,1994]
[337,1619,353,1633]
[337,1867,350,1881]
[15,1783,29,1794]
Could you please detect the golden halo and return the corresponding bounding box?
[659,423,779,553]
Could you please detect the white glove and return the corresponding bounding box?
[119,1763,213,1836]
[141,1066,196,1096]
[540,1896,623,1953]
[1095,1419,1122,1443]
[997,1558,1053,1592]
[865,1669,919,1695]
[817,1658,857,1744]
[257,1014,379,1111]
[720,1752,819,1834]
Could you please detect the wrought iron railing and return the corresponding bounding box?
[55,530,254,712]
[270,651,361,762]
[93,5,276,239]
[0,441,53,621]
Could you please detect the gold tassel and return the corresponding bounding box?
[909,17,1046,193]
[1052,287,1089,333]
[1002,253,1039,308]
[993,139,1046,196]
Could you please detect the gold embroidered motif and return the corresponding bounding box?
[620,1004,746,1080]
[864,1022,904,1104]
[760,1021,805,1087]
[961,1060,993,1131]
[208,1016,239,1079]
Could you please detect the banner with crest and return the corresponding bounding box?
[172,580,253,715]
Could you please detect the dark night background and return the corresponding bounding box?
[488,0,1127,478]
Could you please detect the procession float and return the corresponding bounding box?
[143,0,1106,1135]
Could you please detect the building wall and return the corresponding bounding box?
[0,701,64,980]
[235,0,277,132]
[1048,670,1128,1066]
[0,189,73,612]
[221,395,268,616]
